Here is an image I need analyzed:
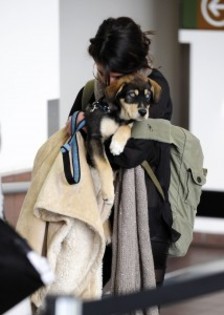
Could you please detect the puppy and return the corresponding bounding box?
[85,73,161,205]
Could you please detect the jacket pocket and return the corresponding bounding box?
[185,167,207,207]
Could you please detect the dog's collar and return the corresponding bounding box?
[89,100,134,125]
[118,118,135,125]
[89,100,110,113]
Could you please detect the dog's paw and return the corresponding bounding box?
[101,183,115,206]
[110,141,125,156]
[102,191,115,206]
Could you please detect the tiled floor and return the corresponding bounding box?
[160,245,224,315]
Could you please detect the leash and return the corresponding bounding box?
[61,111,86,185]
[88,99,111,113]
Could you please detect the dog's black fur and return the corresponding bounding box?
[85,73,161,204]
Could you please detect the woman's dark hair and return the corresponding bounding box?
[88,17,152,78]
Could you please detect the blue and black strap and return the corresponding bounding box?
[61,111,86,185]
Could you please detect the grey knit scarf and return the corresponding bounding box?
[93,68,158,314]
[110,166,158,315]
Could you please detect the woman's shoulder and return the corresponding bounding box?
[69,87,84,117]
[149,68,169,86]
[69,79,96,117]
[149,68,172,120]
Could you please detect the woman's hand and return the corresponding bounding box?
[66,111,87,136]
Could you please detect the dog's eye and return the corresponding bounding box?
[145,91,151,101]
[125,91,136,103]
[129,91,136,98]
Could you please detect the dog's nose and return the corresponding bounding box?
[138,108,147,116]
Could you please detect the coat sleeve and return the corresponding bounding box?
[105,138,160,169]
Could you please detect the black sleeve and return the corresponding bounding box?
[105,138,160,169]
[149,68,173,120]
[68,87,84,117]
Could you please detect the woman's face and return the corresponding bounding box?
[94,63,124,85]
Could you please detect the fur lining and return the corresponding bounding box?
[16,127,112,309]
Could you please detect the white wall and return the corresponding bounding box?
[151,1,180,125]
[179,30,224,191]
[0,0,59,174]
[0,0,180,174]
[59,0,181,123]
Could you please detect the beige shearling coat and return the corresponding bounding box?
[16,126,111,309]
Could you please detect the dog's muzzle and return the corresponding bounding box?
[138,108,147,117]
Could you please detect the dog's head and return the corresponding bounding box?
[105,73,161,121]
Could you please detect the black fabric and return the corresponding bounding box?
[69,87,84,116]
[69,86,95,117]
[69,68,173,285]
[61,145,81,185]
[104,137,159,170]
[103,245,112,287]
[149,68,173,120]
[0,219,44,313]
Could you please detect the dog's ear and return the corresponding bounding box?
[105,75,134,102]
[105,81,126,102]
[148,78,162,103]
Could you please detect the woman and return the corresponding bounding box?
[69,17,176,289]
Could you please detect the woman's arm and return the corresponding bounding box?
[105,138,159,169]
